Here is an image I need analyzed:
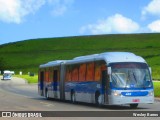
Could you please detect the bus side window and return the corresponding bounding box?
[40,71,44,81]
[53,70,58,82]
[45,69,49,82]
[71,64,79,82]
[66,67,70,82]
[95,62,101,81]
[86,62,94,81]
[49,67,53,83]
[94,60,106,82]
[79,63,86,82]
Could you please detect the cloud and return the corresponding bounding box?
[0,0,45,24]
[148,20,160,32]
[0,0,74,23]
[0,0,21,23]
[80,14,140,34]
[142,0,160,17]
[48,0,74,16]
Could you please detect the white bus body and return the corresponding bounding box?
[3,70,12,80]
[38,52,154,108]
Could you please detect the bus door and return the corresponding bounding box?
[40,71,44,95]
[102,70,109,104]
[53,70,58,98]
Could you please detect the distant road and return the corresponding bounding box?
[0,76,160,119]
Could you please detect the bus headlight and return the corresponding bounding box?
[148,91,154,96]
[112,91,121,96]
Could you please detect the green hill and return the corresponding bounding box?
[0,33,160,79]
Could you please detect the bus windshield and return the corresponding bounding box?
[110,62,152,89]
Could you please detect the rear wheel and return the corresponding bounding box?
[71,92,76,103]
[45,90,50,100]
[130,104,138,109]
[40,90,43,96]
[95,92,101,106]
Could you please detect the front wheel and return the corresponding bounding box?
[95,92,101,106]
[71,92,76,103]
[130,104,138,109]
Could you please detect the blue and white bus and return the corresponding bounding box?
[3,70,12,80]
[38,52,154,108]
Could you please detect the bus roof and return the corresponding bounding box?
[4,70,12,74]
[101,52,146,64]
[40,60,67,68]
[67,52,146,64]
[39,52,146,68]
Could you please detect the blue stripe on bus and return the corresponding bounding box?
[39,81,153,95]
[121,91,149,96]
[40,82,60,91]
[110,87,153,90]
[65,81,100,94]
[65,82,153,95]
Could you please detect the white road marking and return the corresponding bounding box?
[40,102,55,107]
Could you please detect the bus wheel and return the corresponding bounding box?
[71,92,76,103]
[130,104,138,109]
[95,92,101,106]
[45,90,49,100]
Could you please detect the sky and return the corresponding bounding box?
[0,0,160,44]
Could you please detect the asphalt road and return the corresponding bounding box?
[0,76,160,119]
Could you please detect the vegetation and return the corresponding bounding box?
[14,75,38,84]
[0,33,160,80]
[153,82,160,97]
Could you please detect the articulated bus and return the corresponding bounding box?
[38,52,154,108]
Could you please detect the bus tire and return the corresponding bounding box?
[71,91,76,103]
[45,90,50,100]
[40,90,43,96]
[130,104,138,109]
[95,92,101,106]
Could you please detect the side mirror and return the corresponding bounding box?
[108,67,111,75]
[149,67,152,74]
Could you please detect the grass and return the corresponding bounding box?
[153,81,160,97]
[15,75,38,84]
[0,33,160,79]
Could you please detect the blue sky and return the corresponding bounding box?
[0,0,160,44]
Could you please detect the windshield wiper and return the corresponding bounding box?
[132,72,137,83]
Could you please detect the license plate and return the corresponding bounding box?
[132,99,140,102]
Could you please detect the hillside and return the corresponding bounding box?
[0,33,160,79]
